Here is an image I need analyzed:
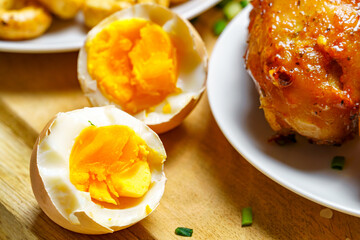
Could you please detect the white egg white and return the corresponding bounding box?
[77,3,208,134]
[30,106,166,234]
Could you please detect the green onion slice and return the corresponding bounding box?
[213,19,227,36]
[175,227,193,237]
[331,156,345,170]
[223,1,242,20]
[88,120,95,126]
[241,207,253,227]
[240,0,249,8]
[216,0,232,8]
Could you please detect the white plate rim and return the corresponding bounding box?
[208,6,360,217]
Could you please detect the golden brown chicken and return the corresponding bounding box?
[246,0,360,144]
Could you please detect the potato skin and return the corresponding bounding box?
[246,0,360,144]
[36,0,84,19]
[0,0,52,40]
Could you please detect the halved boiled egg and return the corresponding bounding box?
[30,106,166,234]
[77,3,207,134]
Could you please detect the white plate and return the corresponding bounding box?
[208,6,360,217]
[0,0,220,53]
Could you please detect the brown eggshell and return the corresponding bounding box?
[30,106,167,234]
[77,3,208,134]
[30,117,114,234]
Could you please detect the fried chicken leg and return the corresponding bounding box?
[246,0,360,144]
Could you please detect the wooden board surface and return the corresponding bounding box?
[0,7,360,240]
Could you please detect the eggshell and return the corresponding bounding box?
[78,3,208,134]
[30,106,166,234]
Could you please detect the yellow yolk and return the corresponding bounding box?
[69,125,154,206]
[86,18,178,114]
[146,205,152,215]
[162,102,171,114]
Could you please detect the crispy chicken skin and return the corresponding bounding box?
[246,0,360,144]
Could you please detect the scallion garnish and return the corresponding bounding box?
[88,120,95,126]
[223,1,242,20]
[331,156,345,170]
[240,0,249,8]
[175,227,193,237]
[216,0,232,8]
[213,19,227,36]
[241,207,253,227]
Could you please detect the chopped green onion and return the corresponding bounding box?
[223,1,242,20]
[88,120,95,126]
[175,227,193,237]
[241,207,253,227]
[213,19,227,36]
[240,0,249,8]
[216,0,232,8]
[331,156,345,170]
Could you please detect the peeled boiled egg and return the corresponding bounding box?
[77,3,208,134]
[30,106,166,234]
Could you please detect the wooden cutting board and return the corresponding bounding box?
[0,7,360,240]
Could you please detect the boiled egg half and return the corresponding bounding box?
[30,106,166,234]
[78,3,207,133]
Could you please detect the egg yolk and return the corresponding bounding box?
[69,125,154,206]
[86,18,178,114]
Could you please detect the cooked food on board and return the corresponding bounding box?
[0,0,191,40]
[30,106,166,234]
[82,0,171,28]
[78,4,207,134]
[0,0,52,40]
[37,0,84,19]
[246,0,360,144]
[82,0,133,28]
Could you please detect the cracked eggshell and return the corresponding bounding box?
[30,106,166,234]
[77,3,208,134]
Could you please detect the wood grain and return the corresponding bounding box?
[0,7,359,240]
